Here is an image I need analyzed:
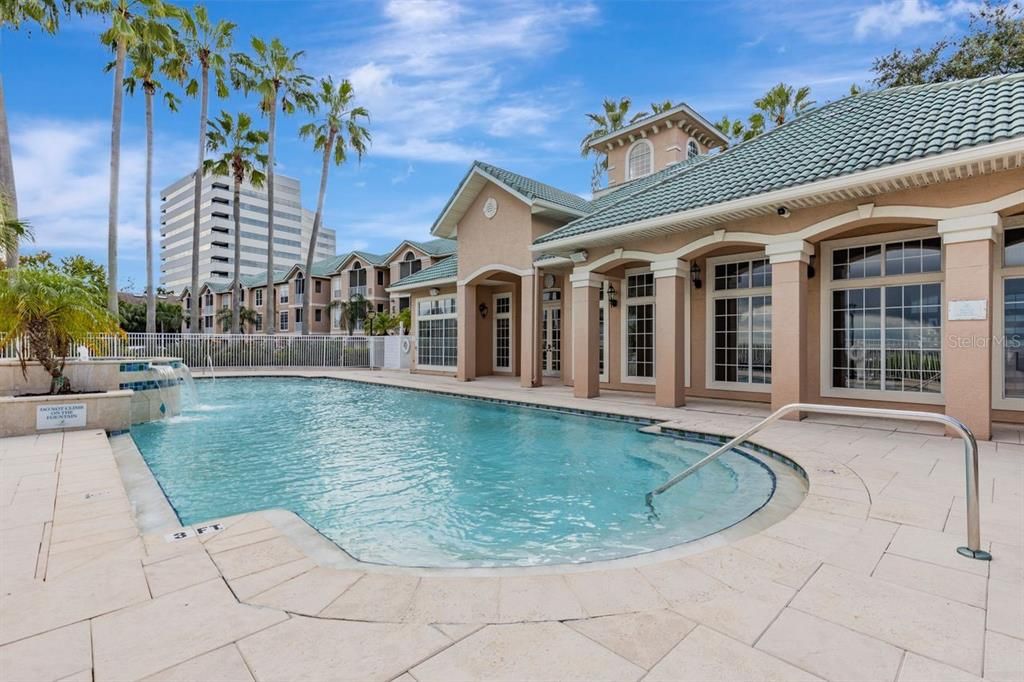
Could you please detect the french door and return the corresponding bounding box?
[541,303,561,377]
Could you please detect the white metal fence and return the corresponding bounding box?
[3,333,388,369]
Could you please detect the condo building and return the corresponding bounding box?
[180,238,457,335]
[159,171,336,292]
[386,75,1024,441]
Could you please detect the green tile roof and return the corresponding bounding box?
[473,161,591,215]
[409,238,457,256]
[589,154,709,210]
[349,250,388,266]
[391,255,457,288]
[536,74,1024,245]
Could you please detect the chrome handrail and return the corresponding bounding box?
[645,403,991,561]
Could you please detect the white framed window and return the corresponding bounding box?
[279,284,289,304]
[622,268,655,383]
[822,228,943,403]
[255,313,262,332]
[254,289,263,307]
[493,293,513,373]
[598,281,609,382]
[627,140,653,180]
[400,252,422,279]
[294,273,305,295]
[687,139,699,159]
[993,221,1024,409]
[279,311,289,331]
[706,253,772,391]
[417,294,457,370]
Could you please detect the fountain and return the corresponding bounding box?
[147,363,180,420]
[206,353,217,383]
[173,363,200,408]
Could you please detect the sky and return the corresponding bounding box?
[2,0,985,291]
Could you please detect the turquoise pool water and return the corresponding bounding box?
[131,377,775,567]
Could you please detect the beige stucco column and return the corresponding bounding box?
[652,260,687,407]
[766,240,814,417]
[520,272,542,388]
[456,283,477,382]
[938,213,1001,441]
[571,270,601,398]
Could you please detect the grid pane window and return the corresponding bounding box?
[1003,278,1024,398]
[628,142,652,179]
[417,296,457,368]
[713,296,772,384]
[625,273,655,379]
[831,284,941,393]
[833,238,940,280]
[714,259,771,290]
[494,294,511,370]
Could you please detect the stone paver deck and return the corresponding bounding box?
[1,369,1022,681]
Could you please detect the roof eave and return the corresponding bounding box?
[586,103,730,150]
[431,166,537,238]
[533,136,1024,253]
[387,275,458,293]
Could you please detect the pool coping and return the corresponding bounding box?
[118,373,810,577]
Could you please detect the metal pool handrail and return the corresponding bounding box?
[645,403,992,561]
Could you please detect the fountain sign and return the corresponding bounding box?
[36,403,87,430]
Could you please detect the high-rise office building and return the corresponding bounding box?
[159,172,336,292]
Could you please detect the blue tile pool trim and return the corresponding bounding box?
[119,378,181,391]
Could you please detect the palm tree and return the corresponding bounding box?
[0,267,121,394]
[216,304,257,332]
[166,4,234,333]
[753,83,815,127]
[327,294,367,335]
[579,96,634,162]
[122,31,182,333]
[0,192,32,268]
[202,111,267,333]
[0,0,70,269]
[99,0,175,316]
[298,76,369,335]
[231,36,316,336]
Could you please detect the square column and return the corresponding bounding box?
[766,240,814,417]
[571,270,601,398]
[652,260,687,408]
[939,214,1000,440]
[456,283,477,382]
[520,273,542,388]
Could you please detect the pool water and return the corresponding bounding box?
[132,377,776,567]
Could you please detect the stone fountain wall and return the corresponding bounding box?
[0,357,184,437]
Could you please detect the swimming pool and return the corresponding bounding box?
[132,377,778,567]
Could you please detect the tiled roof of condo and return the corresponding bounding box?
[535,74,1024,246]
[389,254,457,290]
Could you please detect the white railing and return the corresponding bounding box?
[350,285,367,297]
[80,333,386,369]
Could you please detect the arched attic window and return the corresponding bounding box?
[627,140,653,179]
[687,139,700,159]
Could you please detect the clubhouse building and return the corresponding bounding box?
[391,75,1024,440]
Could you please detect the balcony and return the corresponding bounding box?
[294,293,304,305]
[332,289,342,299]
[350,285,367,297]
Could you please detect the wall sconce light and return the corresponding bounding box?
[429,287,440,296]
[690,262,703,289]
[606,283,618,307]
[478,302,489,318]
[807,255,816,279]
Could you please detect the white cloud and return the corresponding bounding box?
[854,0,974,39]
[11,117,193,258]
[312,0,598,164]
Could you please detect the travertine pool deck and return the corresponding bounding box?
[1,369,1022,681]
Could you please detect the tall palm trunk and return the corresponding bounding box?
[145,87,156,333]
[190,64,209,332]
[303,128,334,336]
[0,76,18,269]
[264,89,277,336]
[231,173,241,333]
[107,39,127,315]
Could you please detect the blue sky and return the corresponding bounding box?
[3,0,982,291]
